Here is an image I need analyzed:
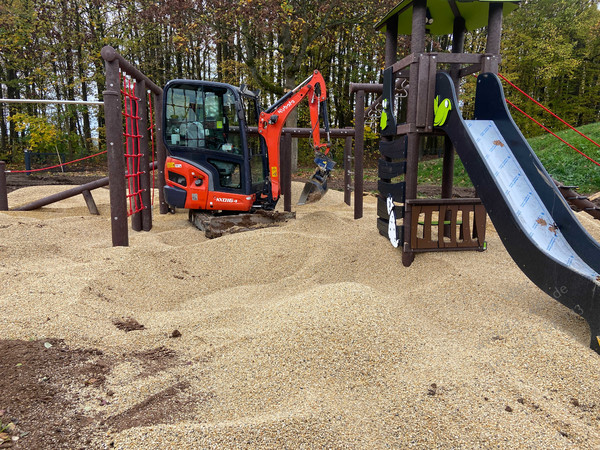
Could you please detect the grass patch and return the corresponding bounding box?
[415,122,600,194]
[528,122,600,193]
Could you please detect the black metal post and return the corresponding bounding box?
[103,58,129,247]
[354,90,365,220]
[0,161,7,211]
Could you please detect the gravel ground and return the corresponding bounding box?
[1,183,600,448]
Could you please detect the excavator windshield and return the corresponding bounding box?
[165,83,242,154]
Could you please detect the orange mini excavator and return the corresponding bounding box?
[162,70,335,224]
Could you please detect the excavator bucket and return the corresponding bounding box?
[298,153,336,205]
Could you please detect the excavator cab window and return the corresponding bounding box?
[165,85,243,154]
[241,95,266,188]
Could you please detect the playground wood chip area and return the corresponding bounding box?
[2,181,600,449]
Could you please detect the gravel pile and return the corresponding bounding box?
[2,183,600,448]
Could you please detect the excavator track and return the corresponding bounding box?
[189,210,295,238]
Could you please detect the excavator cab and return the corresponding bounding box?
[163,80,270,211]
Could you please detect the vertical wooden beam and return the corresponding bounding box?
[281,132,292,212]
[485,2,504,73]
[344,136,352,206]
[0,161,7,211]
[443,15,466,200]
[354,90,365,220]
[402,0,427,267]
[450,16,466,86]
[104,58,129,247]
[154,91,169,214]
[441,137,455,199]
[385,15,399,68]
[136,80,152,231]
[411,0,427,56]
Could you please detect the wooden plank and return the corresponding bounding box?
[416,54,430,128]
[378,159,407,179]
[377,195,404,220]
[379,137,408,160]
[406,198,483,206]
[391,53,416,73]
[426,53,438,132]
[378,180,406,203]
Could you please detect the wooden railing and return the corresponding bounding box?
[406,198,486,252]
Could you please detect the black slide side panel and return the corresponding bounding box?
[473,73,600,270]
[435,71,600,353]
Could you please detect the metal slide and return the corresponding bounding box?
[434,72,600,353]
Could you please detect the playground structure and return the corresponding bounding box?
[0,46,362,245]
[360,0,600,353]
[1,2,600,353]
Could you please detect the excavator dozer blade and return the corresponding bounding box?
[298,177,328,205]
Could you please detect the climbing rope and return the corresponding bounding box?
[121,73,145,217]
[6,150,108,173]
[498,73,600,168]
[499,73,600,152]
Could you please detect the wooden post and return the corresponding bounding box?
[136,79,152,231]
[104,58,129,247]
[154,91,169,215]
[0,161,7,211]
[354,90,365,220]
[385,15,398,68]
[442,15,465,200]
[343,136,352,206]
[81,190,100,215]
[485,2,504,73]
[282,132,292,212]
[402,0,427,267]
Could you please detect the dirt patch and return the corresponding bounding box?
[0,339,207,448]
[104,382,213,433]
[113,317,145,332]
[0,339,107,449]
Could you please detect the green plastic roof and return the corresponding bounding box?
[376,0,520,35]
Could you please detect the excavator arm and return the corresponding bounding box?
[257,70,335,205]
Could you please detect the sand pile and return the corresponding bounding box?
[2,183,600,448]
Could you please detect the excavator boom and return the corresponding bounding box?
[258,70,335,205]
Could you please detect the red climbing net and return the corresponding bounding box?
[121,75,145,217]
[147,92,156,207]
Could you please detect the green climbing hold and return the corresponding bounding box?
[433,95,452,127]
[380,110,388,130]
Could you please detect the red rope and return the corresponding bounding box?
[147,91,156,206]
[121,74,145,216]
[7,150,108,173]
[498,73,600,151]
[506,99,600,167]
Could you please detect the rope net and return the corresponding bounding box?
[121,73,146,217]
